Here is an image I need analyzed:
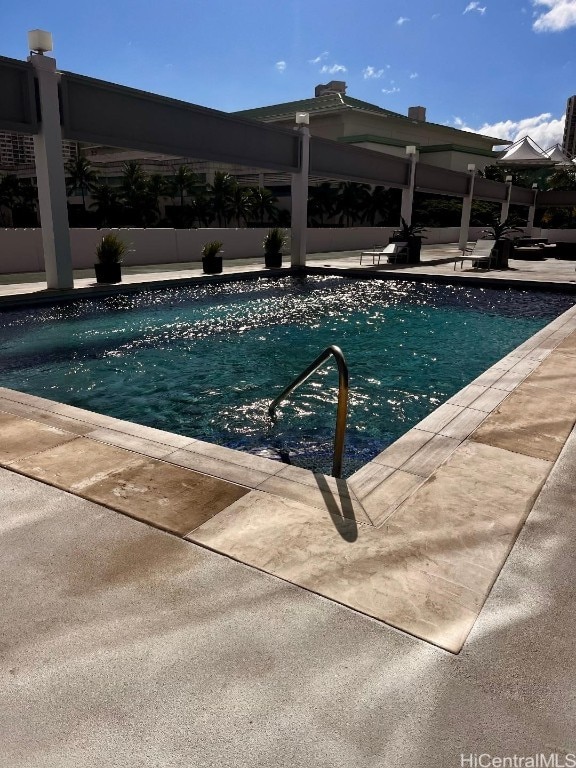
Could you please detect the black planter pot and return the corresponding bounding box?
[202,255,223,274]
[390,235,421,264]
[407,237,422,264]
[94,262,122,284]
[264,252,282,269]
[493,239,513,269]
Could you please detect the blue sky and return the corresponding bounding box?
[2,0,575,147]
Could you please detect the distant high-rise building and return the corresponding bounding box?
[0,131,77,171]
[562,95,576,158]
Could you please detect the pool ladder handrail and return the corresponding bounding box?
[268,345,349,479]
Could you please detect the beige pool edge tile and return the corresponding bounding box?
[185,489,486,653]
[359,470,426,528]
[80,457,250,536]
[0,399,96,435]
[0,387,198,449]
[255,474,374,526]
[0,411,82,465]
[7,437,149,493]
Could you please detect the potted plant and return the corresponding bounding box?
[94,232,127,284]
[390,218,427,264]
[481,217,523,269]
[202,240,223,274]
[263,227,286,269]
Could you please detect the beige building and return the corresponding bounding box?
[235,81,509,173]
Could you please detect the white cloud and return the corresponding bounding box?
[409,72,419,79]
[320,64,347,74]
[452,112,566,147]
[532,0,576,31]
[308,51,329,64]
[396,16,410,25]
[431,13,440,19]
[363,66,385,79]
[275,61,286,73]
[382,87,401,95]
[464,2,487,14]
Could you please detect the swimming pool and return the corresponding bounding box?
[1,276,574,476]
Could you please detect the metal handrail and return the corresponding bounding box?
[268,345,349,478]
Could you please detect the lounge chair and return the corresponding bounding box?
[360,242,409,265]
[454,239,496,270]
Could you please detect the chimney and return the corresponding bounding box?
[315,81,347,97]
[408,106,426,122]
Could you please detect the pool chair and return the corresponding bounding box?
[360,242,409,265]
[454,239,496,270]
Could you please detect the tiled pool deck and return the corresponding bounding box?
[1,245,575,655]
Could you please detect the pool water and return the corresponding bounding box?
[0,276,573,476]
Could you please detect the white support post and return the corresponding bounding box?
[400,146,418,225]
[29,51,74,290]
[527,184,538,235]
[290,117,310,268]
[500,176,513,223]
[458,165,476,251]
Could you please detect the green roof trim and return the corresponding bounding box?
[419,143,500,157]
[338,134,411,148]
[339,135,500,157]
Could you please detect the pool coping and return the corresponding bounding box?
[1,271,576,653]
[2,259,576,313]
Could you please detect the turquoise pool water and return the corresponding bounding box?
[0,276,573,476]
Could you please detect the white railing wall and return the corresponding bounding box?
[0,226,574,275]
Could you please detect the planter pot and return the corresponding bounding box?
[494,239,513,269]
[264,252,282,269]
[407,237,422,264]
[202,255,223,274]
[94,262,122,284]
[390,235,421,264]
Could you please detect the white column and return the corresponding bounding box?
[29,52,74,290]
[527,184,538,235]
[458,165,476,251]
[399,145,418,225]
[290,115,310,268]
[500,175,513,223]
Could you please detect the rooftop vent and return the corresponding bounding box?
[408,106,426,122]
[315,81,347,97]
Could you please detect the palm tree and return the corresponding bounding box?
[65,155,98,212]
[248,187,279,226]
[481,215,523,269]
[89,183,121,228]
[0,174,20,225]
[208,172,236,227]
[147,173,167,222]
[360,185,395,226]
[308,182,338,226]
[170,165,199,207]
[189,190,213,227]
[228,184,253,227]
[120,161,150,226]
[12,179,39,226]
[335,182,369,227]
